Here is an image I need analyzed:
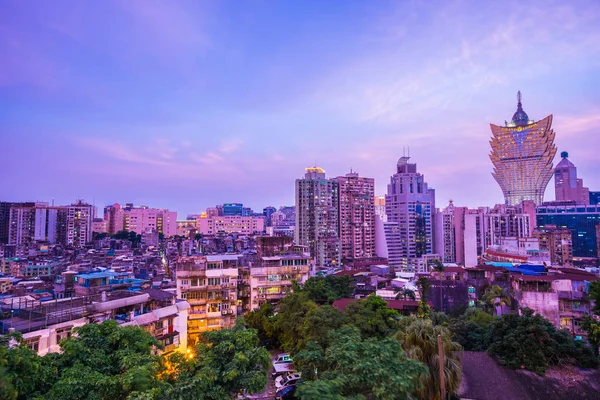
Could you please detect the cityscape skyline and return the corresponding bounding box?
[2,0,600,216]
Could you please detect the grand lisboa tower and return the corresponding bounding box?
[489,92,557,206]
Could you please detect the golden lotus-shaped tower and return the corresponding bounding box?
[489,92,557,205]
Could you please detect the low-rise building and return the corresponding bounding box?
[0,290,189,356]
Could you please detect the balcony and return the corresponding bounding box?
[557,291,587,300]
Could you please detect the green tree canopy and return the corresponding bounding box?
[344,295,401,339]
[301,275,353,304]
[296,326,425,400]
[486,308,598,375]
[166,323,270,400]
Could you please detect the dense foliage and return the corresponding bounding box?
[0,320,270,400]
[296,326,426,400]
[300,275,354,304]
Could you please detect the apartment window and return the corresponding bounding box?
[56,327,72,343]
[208,278,220,286]
[24,337,40,352]
[207,263,221,270]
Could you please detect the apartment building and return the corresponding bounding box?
[175,255,239,345]
[196,215,265,235]
[249,253,311,311]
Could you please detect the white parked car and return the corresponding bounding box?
[273,353,293,364]
[275,372,302,389]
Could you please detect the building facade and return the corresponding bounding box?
[295,167,341,268]
[385,157,435,268]
[103,203,177,237]
[175,255,239,346]
[537,204,600,258]
[533,225,573,266]
[554,151,589,205]
[196,215,265,235]
[489,92,557,206]
[335,171,376,261]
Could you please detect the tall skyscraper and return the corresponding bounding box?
[0,202,25,244]
[385,156,435,267]
[489,91,557,205]
[295,167,340,268]
[554,151,589,205]
[335,171,375,260]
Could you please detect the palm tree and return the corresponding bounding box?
[482,285,512,316]
[396,316,462,400]
[416,277,432,318]
[431,259,445,312]
[395,288,416,301]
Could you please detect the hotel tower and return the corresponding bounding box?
[489,92,557,206]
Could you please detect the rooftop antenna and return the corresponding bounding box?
[407,146,410,158]
[517,90,522,105]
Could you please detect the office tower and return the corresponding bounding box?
[295,167,340,268]
[489,91,557,205]
[385,156,435,267]
[537,204,600,258]
[335,171,375,260]
[222,203,244,216]
[590,192,600,205]
[554,152,589,205]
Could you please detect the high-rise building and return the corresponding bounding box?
[0,202,25,244]
[295,167,340,268]
[590,192,600,205]
[65,200,93,247]
[489,91,557,206]
[434,201,458,263]
[335,171,375,260]
[385,156,435,267]
[8,200,93,247]
[104,203,177,237]
[555,152,590,205]
[533,225,573,266]
[537,204,600,258]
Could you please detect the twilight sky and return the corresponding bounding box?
[1,0,600,218]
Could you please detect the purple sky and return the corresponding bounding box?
[1,0,600,217]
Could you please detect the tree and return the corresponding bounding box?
[395,288,416,301]
[273,292,318,353]
[581,317,600,356]
[448,308,494,351]
[296,326,425,400]
[431,259,445,312]
[482,285,512,316]
[301,275,353,304]
[344,295,400,339]
[49,320,165,399]
[396,316,462,400]
[299,305,348,349]
[486,308,598,375]
[589,280,600,314]
[416,277,432,319]
[0,332,56,400]
[166,323,270,399]
[244,302,278,347]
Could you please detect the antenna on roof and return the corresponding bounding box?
[408,146,410,158]
[517,90,522,105]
